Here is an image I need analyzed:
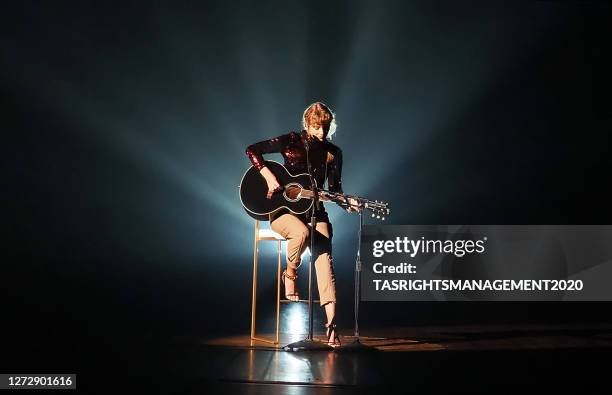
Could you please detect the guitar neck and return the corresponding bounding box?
[300,188,390,219]
[298,188,347,203]
[298,188,332,202]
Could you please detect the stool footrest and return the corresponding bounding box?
[251,336,279,345]
[280,299,321,303]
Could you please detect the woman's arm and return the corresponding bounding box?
[246,132,295,198]
[245,133,295,171]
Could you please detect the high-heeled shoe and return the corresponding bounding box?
[281,270,299,302]
[325,317,341,348]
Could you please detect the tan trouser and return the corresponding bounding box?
[270,213,336,306]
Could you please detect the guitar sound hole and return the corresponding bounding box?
[284,184,302,201]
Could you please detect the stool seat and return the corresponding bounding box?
[257,228,286,241]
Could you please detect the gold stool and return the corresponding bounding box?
[250,220,285,344]
[250,220,321,344]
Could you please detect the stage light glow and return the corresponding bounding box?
[285,303,307,336]
[4,0,551,272]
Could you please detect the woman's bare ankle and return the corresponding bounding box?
[283,268,299,302]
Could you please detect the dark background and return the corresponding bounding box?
[3,0,611,364]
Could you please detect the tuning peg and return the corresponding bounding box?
[382,217,385,220]
[371,213,375,218]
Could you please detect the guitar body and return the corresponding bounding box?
[239,160,315,221]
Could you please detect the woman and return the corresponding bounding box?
[245,102,359,347]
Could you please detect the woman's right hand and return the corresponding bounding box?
[260,166,282,199]
[265,177,282,199]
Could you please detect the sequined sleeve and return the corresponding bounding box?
[326,148,343,194]
[245,133,295,171]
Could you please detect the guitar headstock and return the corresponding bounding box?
[363,199,390,220]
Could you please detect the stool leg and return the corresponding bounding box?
[251,221,259,340]
[275,239,281,344]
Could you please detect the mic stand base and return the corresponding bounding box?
[283,339,334,352]
[336,338,378,352]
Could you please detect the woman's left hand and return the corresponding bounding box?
[345,197,362,213]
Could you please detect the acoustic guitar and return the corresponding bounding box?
[239,160,390,221]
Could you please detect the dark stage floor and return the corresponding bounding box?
[6,323,612,394]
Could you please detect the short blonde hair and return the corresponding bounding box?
[302,102,337,140]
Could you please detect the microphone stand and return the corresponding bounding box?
[284,134,333,351]
[337,205,376,352]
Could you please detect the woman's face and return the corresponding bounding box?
[306,122,328,141]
